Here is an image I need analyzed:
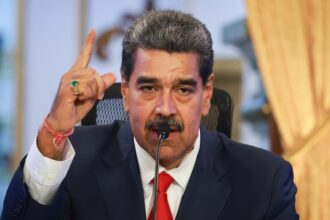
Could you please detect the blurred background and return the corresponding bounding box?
[1,0,329,219]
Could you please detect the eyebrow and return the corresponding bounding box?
[136,76,160,85]
[175,79,197,87]
[135,76,198,88]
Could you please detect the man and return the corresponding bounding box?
[1,10,298,220]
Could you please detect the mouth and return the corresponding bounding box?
[146,118,184,132]
[147,126,182,142]
[148,124,180,133]
[145,118,184,141]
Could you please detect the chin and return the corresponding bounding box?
[159,148,180,163]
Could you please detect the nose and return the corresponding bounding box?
[155,91,177,117]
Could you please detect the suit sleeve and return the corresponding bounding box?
[0,158,72,220]
[266,160,299,220]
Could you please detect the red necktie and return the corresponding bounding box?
[148,171,174,220]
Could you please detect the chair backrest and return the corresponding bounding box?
[82,83,234,138]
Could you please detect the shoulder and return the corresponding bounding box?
[67,120,131,166]
[202,130,298,217]
[213,130,288,172]
[71,120,126,140]
[202,129,287,166]
[69,120,128,150]
[201,129,293,186]
[64,120,134,183]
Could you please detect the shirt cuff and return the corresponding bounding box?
[23,138,75,204]
[25,138,75,186]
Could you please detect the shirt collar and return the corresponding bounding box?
[134,130,200,191]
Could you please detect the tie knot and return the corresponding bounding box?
[157,171,174,193]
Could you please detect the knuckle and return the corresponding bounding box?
[86,67,97,74]
[85,76,96,86]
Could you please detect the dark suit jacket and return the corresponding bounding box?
[1,121,298,219]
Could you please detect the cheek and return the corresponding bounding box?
[127,94,155,125]
[129,106,147,142]
[180,100,203,130]
[190,111,202,129]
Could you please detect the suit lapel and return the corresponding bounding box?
[93,123,146,220]
[176,127,232,220]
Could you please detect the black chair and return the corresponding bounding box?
[82,83,234,138]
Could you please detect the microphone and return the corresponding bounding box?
[152,122,170,220]
[158,122,170,140]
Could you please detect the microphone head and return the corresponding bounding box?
[158,122,170,140]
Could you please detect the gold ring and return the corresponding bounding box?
[71,80,80,96]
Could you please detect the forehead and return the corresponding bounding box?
[130,48,201,83]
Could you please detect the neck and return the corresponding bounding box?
[160,145,194,170]
[160,159,182,170]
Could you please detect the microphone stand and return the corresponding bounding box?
[152,123,170,220]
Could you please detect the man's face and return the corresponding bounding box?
[121,48,213,169]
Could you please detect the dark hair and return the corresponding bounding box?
[121,10,214,85]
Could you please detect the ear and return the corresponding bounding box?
[121,78,129,112]
[202,73,214,116]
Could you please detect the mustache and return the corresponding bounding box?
[145,118,184,132]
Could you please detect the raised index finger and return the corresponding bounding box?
[71,28,96,71]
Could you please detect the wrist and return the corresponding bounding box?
[37,127,66,160]
[46,113,75,133]
[43,115,74,146]
[36,114,75,160]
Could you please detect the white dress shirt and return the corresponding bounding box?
[23,130,200,219]
[134,132,200,218]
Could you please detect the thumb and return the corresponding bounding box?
[102,73,117,89]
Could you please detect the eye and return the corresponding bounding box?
[139,85,157,93]
[177,87,194,95]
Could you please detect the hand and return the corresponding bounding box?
[37,29,116,160]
